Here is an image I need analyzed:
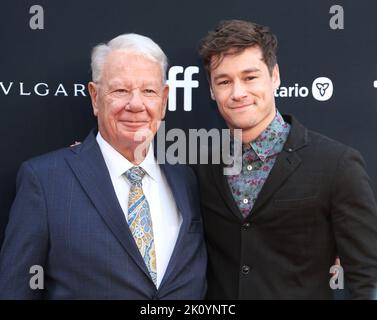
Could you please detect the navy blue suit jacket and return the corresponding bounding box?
[0,131,207,299]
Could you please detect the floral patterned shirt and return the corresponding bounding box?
[227,111,291,218]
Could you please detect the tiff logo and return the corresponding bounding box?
[167,66,199,112]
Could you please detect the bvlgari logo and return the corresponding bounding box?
[0,66,200,111]
[0,82,87,97]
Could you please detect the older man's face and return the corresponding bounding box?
[89,50,168,153]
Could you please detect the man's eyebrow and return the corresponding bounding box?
[241,68,261,74]
[213,73,229,81]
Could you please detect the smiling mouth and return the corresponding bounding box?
[230,103,253,110]
[121,121,148,129]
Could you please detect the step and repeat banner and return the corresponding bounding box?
[1,0,376,244]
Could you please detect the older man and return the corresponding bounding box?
[0,33,206,299]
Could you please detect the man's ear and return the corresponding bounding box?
[88,82,99,116]
[272,64,281,91]
[160,84,169,119]
[210,87,215,100]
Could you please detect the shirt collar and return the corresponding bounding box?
[96,132,158,181]
[244,110,288,162]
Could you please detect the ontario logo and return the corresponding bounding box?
[275,77,334,101]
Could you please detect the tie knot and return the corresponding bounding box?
[125,166,146,185]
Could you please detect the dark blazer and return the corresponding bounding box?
[195,114,377,299]
[0,130,207,299]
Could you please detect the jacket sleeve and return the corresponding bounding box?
[0,161,49,299]
[331,147,377,299]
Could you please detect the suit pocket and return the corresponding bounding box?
[188,219,203,233]
[273,196,318,209]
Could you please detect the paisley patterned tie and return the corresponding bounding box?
[125,166,157,286]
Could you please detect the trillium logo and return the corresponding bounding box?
[312,77,334,101]
[316,83,329,97]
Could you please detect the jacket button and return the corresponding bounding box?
[242,222,250,230]
[242,265,251,275]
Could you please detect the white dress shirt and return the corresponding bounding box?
[96,132,182,288]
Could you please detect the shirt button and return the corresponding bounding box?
[243,198,248,204]
[242,222,251,230]
[242,265,251,275]
[247,165,253,171]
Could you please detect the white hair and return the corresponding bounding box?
[91,33,168,83]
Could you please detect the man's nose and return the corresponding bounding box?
[126,89,145,111]
[231,81,248,101]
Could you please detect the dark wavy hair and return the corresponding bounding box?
[198,19,278,77]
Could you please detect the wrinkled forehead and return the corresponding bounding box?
[101,50,163,84]
[106,77,163,90]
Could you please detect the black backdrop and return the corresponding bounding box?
[1,0,377,245]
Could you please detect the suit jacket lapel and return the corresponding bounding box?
[65,131,152,279]
[210,152,302,221]
[211,164,244,220]
[250,114,308,217]
[209,114,308,221]
[250,150,302,216]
